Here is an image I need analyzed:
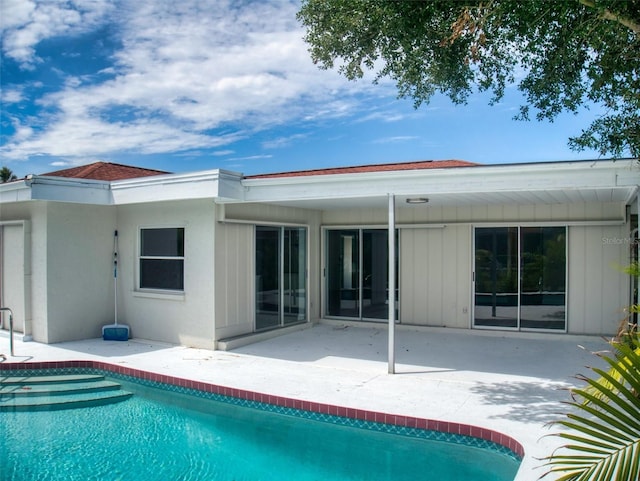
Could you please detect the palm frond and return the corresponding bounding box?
[540,332,640,481]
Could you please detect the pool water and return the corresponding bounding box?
[1,377,520,481]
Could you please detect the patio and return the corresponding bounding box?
[0,321,610,481]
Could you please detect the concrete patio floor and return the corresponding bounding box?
[1,321,611,481]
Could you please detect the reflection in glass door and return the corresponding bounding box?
[283,228,307,325]
[474,228,519,328]
[256,227,280,330]
[474,226,566,331]
[256,226,307,331]
[327,230,359,318]
[520,227,566,329]
[326,229,398,321]
[363,229,392,319]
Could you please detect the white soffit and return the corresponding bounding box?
[239,160,640,210]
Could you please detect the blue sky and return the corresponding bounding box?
[1,0,607,179]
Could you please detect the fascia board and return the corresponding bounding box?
[111,169,245,204]
[241,160,640,203]
[1,176,112,205]
[0,180,33,203]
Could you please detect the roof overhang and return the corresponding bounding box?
[110,169,244,204]
[1,159,638,211]
[236,159,640,210]
[0,169,245,206]
[0,176,112,204]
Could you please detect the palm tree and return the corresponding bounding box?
[1,166,17,183]
[540,323,640,480]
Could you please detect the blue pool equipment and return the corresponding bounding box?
[102,230,129,341]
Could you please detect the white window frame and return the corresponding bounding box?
[137,226,185,294]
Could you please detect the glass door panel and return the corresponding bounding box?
[474,227,519,328]
[362,230,388,319]
[520,227,566,330]
[362,230,399,320]
[283,227,307,325]
[326,229,398,321]
[327,230,360,318]
[256,227,280,330]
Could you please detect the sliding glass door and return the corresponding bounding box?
[474,226,566,331]
[256,226,307,331]
[326,228,398,321]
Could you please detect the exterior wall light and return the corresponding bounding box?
[405,197,429,204]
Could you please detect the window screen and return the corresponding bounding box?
[140,228,184,290]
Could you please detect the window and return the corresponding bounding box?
[139,228,184,291]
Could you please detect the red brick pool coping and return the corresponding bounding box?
[1,359,524,458]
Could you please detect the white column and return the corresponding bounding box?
[388,194,396,374]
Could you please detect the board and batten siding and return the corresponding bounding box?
[400,225,471,328]
[568,224,631,335]
[322,202,624,226]
[214,222,254,340]
[322,201,631,334]
[214,203,322,341]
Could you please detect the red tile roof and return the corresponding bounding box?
[245,159,478,179]
[42,162,170,181]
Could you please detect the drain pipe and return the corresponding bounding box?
[0,307,14,357]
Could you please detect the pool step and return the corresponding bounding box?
[0,374,105,386]
[0,373,132,412]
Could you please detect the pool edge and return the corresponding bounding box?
[0,359,525,459]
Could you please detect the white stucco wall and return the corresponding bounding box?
[45,202,116,342]
[1,222,28,334]
[116,199,217,349]
[1,202,40,340]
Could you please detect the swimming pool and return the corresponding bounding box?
[1,364,522,480]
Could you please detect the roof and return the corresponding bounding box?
[245,159,478,179]
[42,161,169,181]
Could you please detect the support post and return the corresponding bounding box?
[388,194,396,374]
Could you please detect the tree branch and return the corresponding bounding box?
[579,0,640,35]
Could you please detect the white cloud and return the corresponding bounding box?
[227,154,273,162]
[0,0,114,68]
[1,115,237,160]
[356,111,408,123]
[1,0,386,162]
[1,87,24,104]
[262,134,308,150]
[212,150,235,157]
[373,136,420,144]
